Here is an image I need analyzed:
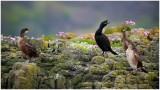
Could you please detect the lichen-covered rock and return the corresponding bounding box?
[39,76,55,89]
[138,84,152,89]
[1,33,159,89]
[77,82,93,89]
[93,81,102,89]
[82,73,93,82]
[1,73,9,89]
[91,56,105,64]
[72,74,83,88]
[114,75,126,88]
[89,64,109,75]
[113,61,125,70]
[58,70,72,77]
[101,82,113,88]
[55,74,66,89]
[1,66,12,75]
[1,45,10,52]
[102,70,119,82]
[126,74,138,85]
[8,62,38,89]
[2,58,18,66]
[127,84,138,89]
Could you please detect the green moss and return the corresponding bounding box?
[144,72,158,81]
[82,73,93,82]
[77,82,93,89]
[138,84,152,89]
[109,70,119,78]
[103,25,131,34]
[1,66,12,74]
[127,84,138,89]
[111,42,122,47]
[1,45,10,52]
[113,61,125,70]
[91,56,105,64]
[72,75,83,88]
[102,82,112,88]
[89,64,109,75]
[56,74,66,89]
[58,70,71,77]
[13,62,23,70]
[56,63,71,70]
[79,39,96,45]
[3,58,18,66]
[42,35,55,41]
[12,63,38,89]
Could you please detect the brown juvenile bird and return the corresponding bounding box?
[126,44,148,73]
[18,28,38,62]
[121,29,137,56]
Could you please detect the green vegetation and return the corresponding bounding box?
[111,42,122,47]
[103,25,131,34]
[42,35,55,41]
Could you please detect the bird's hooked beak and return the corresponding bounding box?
[25,30,30,33]
[122,29,126,32]
[104,20,110,24]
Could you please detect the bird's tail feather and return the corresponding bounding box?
[110,50,118,55]
[141,68,148,73]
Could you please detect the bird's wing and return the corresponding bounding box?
[24,42,38,57]
[101,34,111,47]
[134,51,143,67]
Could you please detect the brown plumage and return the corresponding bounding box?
[126,44,148,73]
[121,29,137,55]
[18,28,38,59]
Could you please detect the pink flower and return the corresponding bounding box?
[117,38,121,41]
[92,45,98,48]
[59,33,64,36]
[124,20,136,26]
[111,38,115,41]
[136,30,140,33]
[143,31,149,36]
[57,32,65,36]
[31,37,34,39]
[91,34,95,39]
[79,35,84,39]
[10,37,16,41]
[59,32,64,34]
[42,34,45,37]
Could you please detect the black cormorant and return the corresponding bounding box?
[95,20,118,56]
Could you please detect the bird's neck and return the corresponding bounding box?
[122,31,126,38]
[20,33,24,37]
[96,25,106,35]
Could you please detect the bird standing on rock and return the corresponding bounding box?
[95,20,118,56]
[126,44,148,73]
[121,29,137,56]
[18,28,39,63]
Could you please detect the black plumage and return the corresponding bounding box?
[18,28,39,59]
[95,20,118,55]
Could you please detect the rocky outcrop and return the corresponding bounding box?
[1,29,159,89]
